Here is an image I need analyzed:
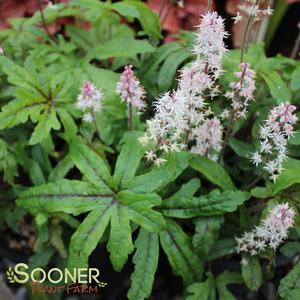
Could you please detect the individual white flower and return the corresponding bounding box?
[154,157,167,167]
[145,151,157,161]
[220,108,230,119]
[116,65,146,110]
[262,6,273,16]
[83,112,93,123]
[76,81,103,123]
[248,5,259,16]
[251,151,262,166]
[232,11,243,24]
[251,102,297,181]
[236,203,296,254]
[260,140,272,153]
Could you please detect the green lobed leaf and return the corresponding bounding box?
[260,71,292,103]
[29,107,61,145]
[111,2,140,18]
[207,238,237,261]
[0,98,46,130]
[241,256,262,291]
[216,271,243,300]
[229,138,256,159]
[290,66,300,91]
[125,1,162,39]
[189,154,236,190]
[280,242,300,258]
[126,152,189,193]
[193,216,224,256]
[93,37,155,60]
[69,138,113,192]
[128,228,159,300]
[50,220,67,258]
[17,179,114,215]
[161,190,251,218]
[278,260,300,300]
[107,204,134,271]
[118,191,166,232]
[186,273,215,300]
[0,56,41,93]
[158,49,191,91]
[57,108,78,140]
[68,204,113,269]
[48,153,74,182]
[169,178,201,199]
[113,133,145,189]
[159,219,203,285]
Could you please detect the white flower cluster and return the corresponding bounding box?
[233,0,274,24]
[76,81,103,123]
[140,12,228,165]
[236,203,295,255]
[225,63,256,119]
[193,11,229,80]
[116,65,145,110]
[191,117,223,161]
[251,102,297,181]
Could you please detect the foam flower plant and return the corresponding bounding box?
[0,0,299,299]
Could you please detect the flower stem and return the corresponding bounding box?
[161,4,172,27]
[240,18,254,63]
[240,0,260,63]
[159,0,167,18]
[218,111,235,162]
[91,110,103,142]
[244,172,265,191]
[207,0,213,12]
[128,103,133,130]
[37,0,55,42]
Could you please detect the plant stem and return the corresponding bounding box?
[240,0,260,62]
[218,111,235,162]
[291,26,300,59]
[240,17,254,63]
[207,0,213,12]
[37,0,55,42]
[161,4,172,27]
[128,103,133,130]
[91,110,103,142]
[159,0,167,18]
[245,172,265,191]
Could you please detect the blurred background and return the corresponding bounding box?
[0,0,299,56]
